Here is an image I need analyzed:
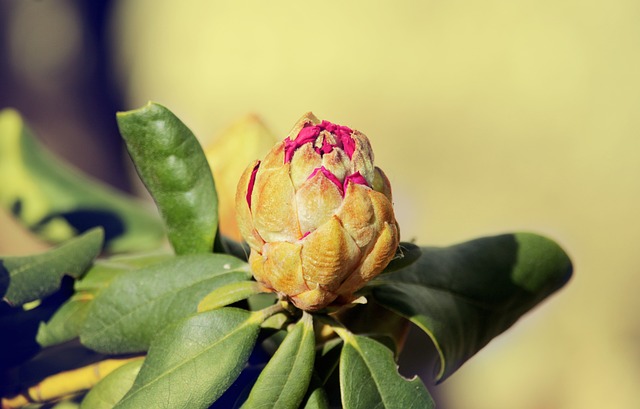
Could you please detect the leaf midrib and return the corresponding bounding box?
[271,323,312,408]
[348,338,387,408]
[117,316,254,406]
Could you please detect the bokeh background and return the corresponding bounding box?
[1,1,639,408]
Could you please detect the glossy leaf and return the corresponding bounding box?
[114,308,261,409]
[340,334,434,409]
[80,254,250,353]
[371,232,573,381]
[198,280,264,312]
[0,109,165,253]
[1,228,103,306]
[242,313,315,409]
[37,253,172,347]
[116,102,218,255]
[81,359,144,409]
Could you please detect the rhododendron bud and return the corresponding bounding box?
[235,112,399,311]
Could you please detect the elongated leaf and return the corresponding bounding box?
[340,335,434,409]
[198,280,263,312]
[80,254,251,353]
[36,294,91,346]
[116,102,218,255]
[37,253,173,347]
[76,252,173,293]
[114,308,261,409]
[1,228,103,305]
[371,232,573,381]
[0,109,165,253]
[301,385,330,409]
[81,359,144,409]
[242,313,315,409]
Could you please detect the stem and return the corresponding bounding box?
[251,301,287,324]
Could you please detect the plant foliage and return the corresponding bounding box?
[0,105,572,408]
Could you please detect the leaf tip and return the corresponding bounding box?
[116,101,163,121]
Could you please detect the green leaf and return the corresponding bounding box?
[81,359,144,409]
[36,294,91,346]
[198,280,263,312]
[314,338,343,386]
[114,308,261,409]
[371,232,573,381]
[76,252,173,293]
[37,253,173,347]
[340,334,434,409]
[381,242,422,274]
[1,228,103,306]
[0,109,165,253]
[242,313,315,409]
[116,102,218,255]
[301,384,330,409]
[80,254,251,353]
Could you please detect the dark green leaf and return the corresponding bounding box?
[0,109,165,253]
[80,254,250,353]
[371,232,573,381]
[334,301,409,356]
[381,242,422,274]
[81,359,144,409]
[242,313,315,409]
[114,308,261,409]
[314,338,343,386]
[116,102,218,255]
[2,228,103,306]
[219,236,251,261]
[340,334,434,409]
[36,253,173,347]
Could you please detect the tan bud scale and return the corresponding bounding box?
[235,113,400,311]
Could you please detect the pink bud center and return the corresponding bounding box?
[307,168,370,197]
[308,166,344,195]
[284,120,355,163]
[246,162,260,207]
[344,172,369,189]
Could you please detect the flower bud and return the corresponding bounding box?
[235,112,399,311]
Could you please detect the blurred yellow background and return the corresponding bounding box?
[2,0,640,408]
